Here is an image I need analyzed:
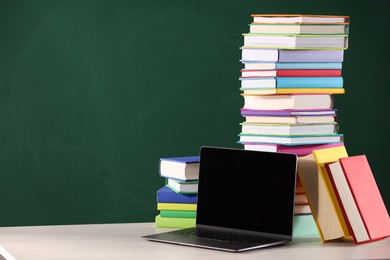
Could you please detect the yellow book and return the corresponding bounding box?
[312,146,351,238]
[298,153,345,242]
[241,88,345,95]
[157,203,197,211]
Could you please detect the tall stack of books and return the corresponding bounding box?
[239,14,349,155]
[238,14,350,237]
[154,156,199,228]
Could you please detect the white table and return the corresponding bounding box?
[0,222,389,260]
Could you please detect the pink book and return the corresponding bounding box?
[340,155,390,241]
[243,142,344,156]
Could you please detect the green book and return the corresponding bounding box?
[160,210,196,218]
[155,214,196,228]
[293,214,319,237]
[165,178,198,194]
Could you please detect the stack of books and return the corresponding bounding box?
[238,14,351,238]
[239,14,350,156]
[298,146,390,244]
[155,156,200,228]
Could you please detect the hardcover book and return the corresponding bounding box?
[312,146,351,238]
[327,155,390,244]
[159,156,200,181]
[242,61,342,70]
[242,94,334,110]
[243,142,344,156]
[156,186,197,204]
[157,203,197,211]
[243,34,348,49]
[298,153,347,242]
[238,133,343,145]
[241,48,344,62]
[155,214,196,228]
[251,14,350,24]
[240,77,343,89]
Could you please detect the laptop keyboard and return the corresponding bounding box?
[171,228,283,245]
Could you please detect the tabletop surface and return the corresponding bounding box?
[0,222,390,260]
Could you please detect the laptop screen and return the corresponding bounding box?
[197,147,297,236]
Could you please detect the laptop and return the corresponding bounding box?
[143,146,298,252]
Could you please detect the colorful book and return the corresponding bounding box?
[298,153,346,242]
[312,146,351,238]
[293,215,319,237]
[241,108,337,117]
[240,77,343,89]
[242,62,343,70]
[243,34,348,49]
[249,23,349,35]
[251,14,350,24]
[241,88,345,95]
[241,69,341,78]
[243,115,336,125]
[166,178,198,194]
[240,122,338,136]
[242,94,334,110]
[241,48,344,62]
[160,210,197,219]
[327,155,390,244]
[159,156,200,181]
[157,186,197,204]
[155,215,196,228]
[157,203,197,211]
[243,142,344,156]
[238,133,343,145]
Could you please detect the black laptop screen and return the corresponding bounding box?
[196,147,297,236]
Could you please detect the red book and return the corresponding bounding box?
[240,69,341,78]
[336,155,390,243]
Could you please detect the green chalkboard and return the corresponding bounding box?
[0,0,389,226]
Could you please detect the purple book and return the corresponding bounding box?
[279,49,344,62]
[240,108,337,117]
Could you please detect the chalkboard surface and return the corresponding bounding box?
[0,0,389,226]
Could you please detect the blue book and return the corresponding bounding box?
[240,77,343,89]
[157,186,197,204]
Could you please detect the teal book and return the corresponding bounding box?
[293,215,319,237]
[240,77,343,89]
[166,178,198,194]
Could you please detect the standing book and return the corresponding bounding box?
[312,146,351,239]
[327,155,390,244]
[298,153,346,242]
